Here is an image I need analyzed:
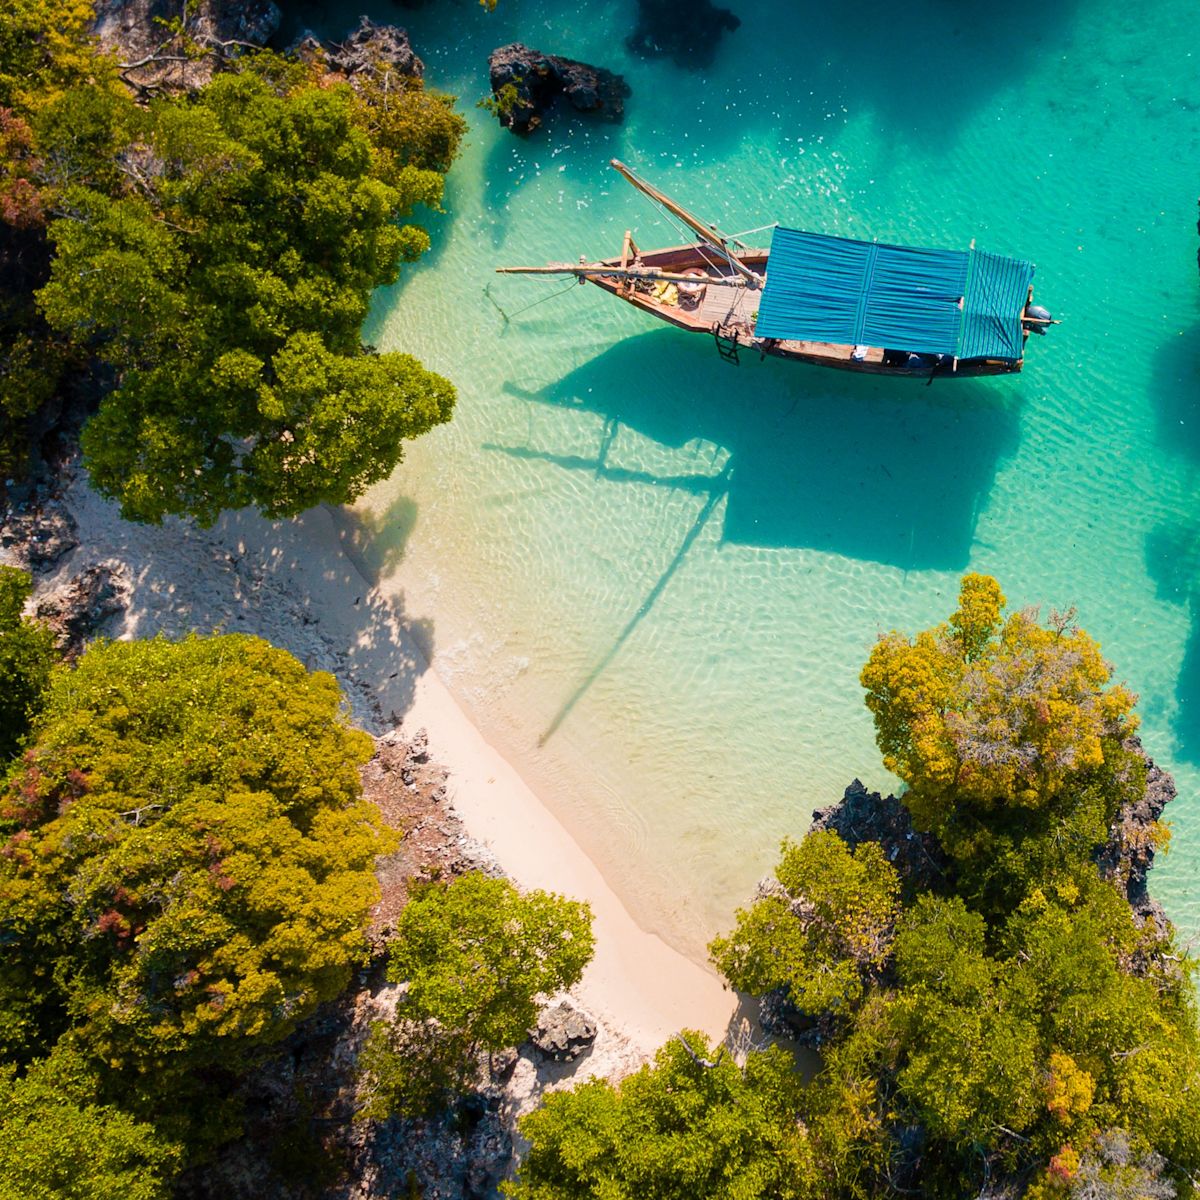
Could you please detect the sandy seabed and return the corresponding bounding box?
[16,470,739,1066]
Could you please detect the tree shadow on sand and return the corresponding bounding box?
[212,506,435,725]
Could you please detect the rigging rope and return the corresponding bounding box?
[725,222,779,242]
[486,276,582,322]
[626,183,741,282]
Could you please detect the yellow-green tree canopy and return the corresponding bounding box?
[709,831,900,1019]
[0,566,57,764]
[506,1034,818,1200]
[0,1048,179,1200]
[0,634,391,1075]
[861,574,1137,830]
[0,0,115,114]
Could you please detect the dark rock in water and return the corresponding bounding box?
[92,0,280,91]
[34,563,129,658]
[487,43,630,136]
[626,0,741,69]
[292,16,425,82]
[528,999,597,1061]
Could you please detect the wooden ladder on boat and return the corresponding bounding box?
[712,325,740,365]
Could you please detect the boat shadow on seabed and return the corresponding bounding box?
[488,327,1023,742]
[492,327,1023,570]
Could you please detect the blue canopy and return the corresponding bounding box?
[753,227,1034,361]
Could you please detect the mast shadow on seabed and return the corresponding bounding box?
[486,329,1023,741]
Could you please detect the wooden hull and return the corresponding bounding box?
[587,244,1027,378]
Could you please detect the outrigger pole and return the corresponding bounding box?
[608,159,764,287]
[494,262,747,287]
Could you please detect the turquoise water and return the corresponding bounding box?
[336,0,1198,957]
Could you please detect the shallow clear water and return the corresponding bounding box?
[330,0,1199,957]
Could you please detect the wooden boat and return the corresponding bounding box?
[498,160,1055,378]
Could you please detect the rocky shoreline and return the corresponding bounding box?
[93,0,281,91]
[753,743,1179,1045]
[0,469,644,1200]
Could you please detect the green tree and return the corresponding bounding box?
[0,1047,179,1200]
[700,575,1200,1198]
[710,830,900,1019]
[389,872,594,1053]
[37,64,457,524]
[506,1034,818,1200]
[361,872,593,1116]
[350,70,468,178]
[0,634,391,1078]
[859,574,1144,911]
[888,894,1042,1147]
[0,566,57,763]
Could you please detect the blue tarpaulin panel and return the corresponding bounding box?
[754,226,1033,361]
[958,249,1035,361]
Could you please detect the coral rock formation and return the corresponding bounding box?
[487,43,630,135]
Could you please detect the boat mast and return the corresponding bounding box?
[495,262,747,286]
[609,159,763,287]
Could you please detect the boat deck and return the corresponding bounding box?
[698,276,761,330]
[587,244,913,370]
[697,278,885,364]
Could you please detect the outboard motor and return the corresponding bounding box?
[1025,303,1053,335]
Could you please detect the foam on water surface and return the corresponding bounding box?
[316,0,1200,957]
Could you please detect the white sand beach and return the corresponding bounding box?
[21,470,737,1060]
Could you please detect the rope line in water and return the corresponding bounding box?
[485,277,581,322]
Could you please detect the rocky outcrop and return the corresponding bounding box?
[92,0,280,92]
[1,501,78,572]
[365,730,501,945]
[626,0,741,69]
[487,44,630,135]
[810,778,948,897]
[1095,738,1176,941]
[528,1000,597,1062]
[290,16,425,83]
[33,562,129,657]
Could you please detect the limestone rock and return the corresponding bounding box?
[326,16,424,80]
[528,1000,597,1061]
[1,502,78,572]
[290,16,425,84]
[1095,737,1176,944]
[810,778,948,894]
[34,563,129,657]
[92,0,280,92]
[487,43,630,136]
